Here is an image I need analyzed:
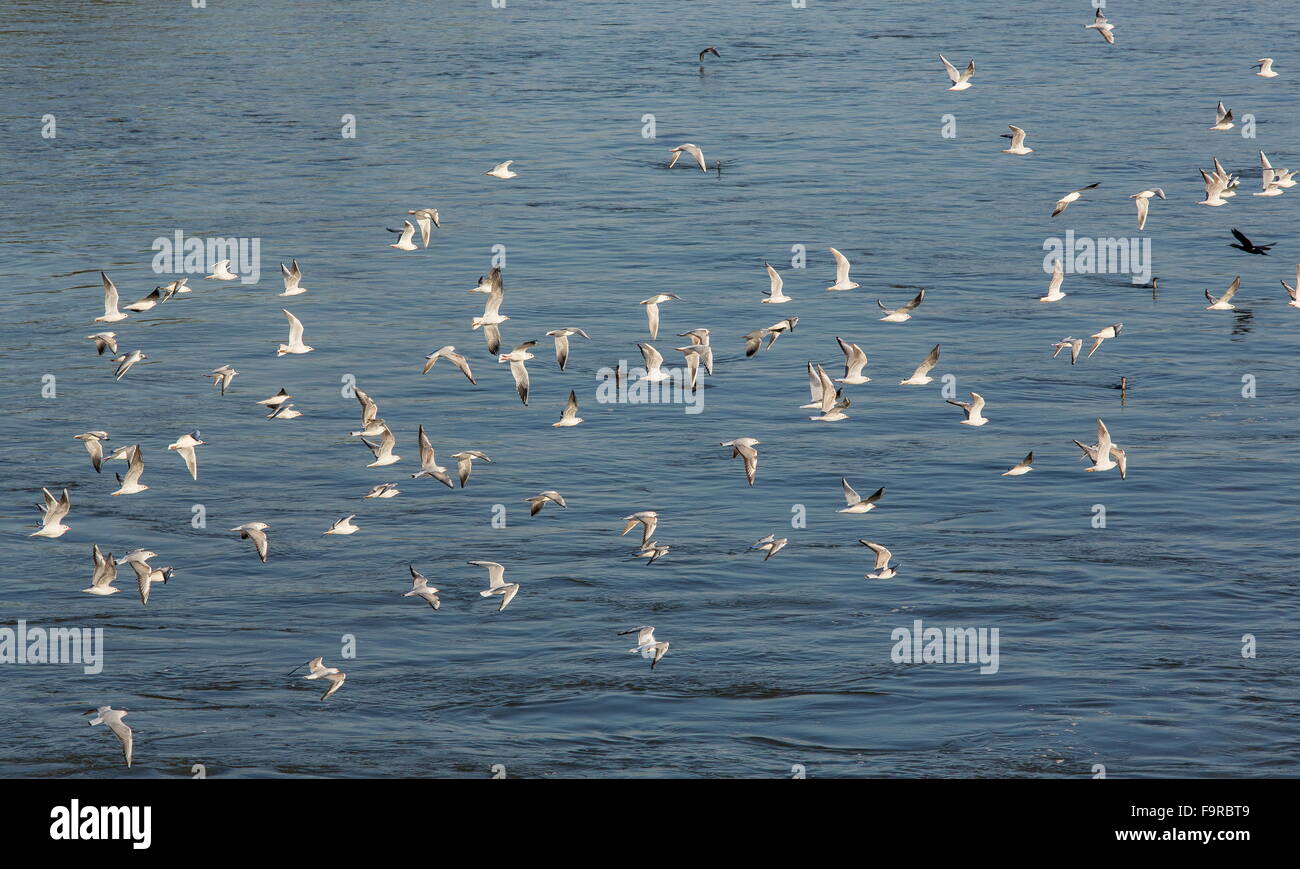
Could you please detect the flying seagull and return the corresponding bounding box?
[1000,125,1033,155]
[1051,183,1100,217]
[1001,452,1035,477]
[74,431,110,473]
[277,309,314,356]
[279,259,307,296]
[402,565,442,610]
[545,327,590,370]
[230,522,270,562]
[1205,276,1241,310]
[86,707,133,768]
[899,344,940,385]
[167,430,206,480]
[668,143,707,172]
[1086,8,1115,44]
[95,273,129,323]
[859,540,896,579]
[939,54,975,90]
[411,425,454,487]
[498,341,536,405]
[484,160,517,179]
[525,490,567,516]
[553,390,583,427]
[827,247,859,291]
[719,437,760,486]
[751,533,788,561]
[877,289,925,322]
[422,346,476,384]
[620,626,669,670]
[1210,101,1235,131]
[839,479,883,514]
[946,391,989,426]
[31,487,72,538]
[470,561,519,611]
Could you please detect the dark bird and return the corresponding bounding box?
[1230,228,1275,255]
[698,46,720,64]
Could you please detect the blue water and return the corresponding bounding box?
[1,0,1297,778]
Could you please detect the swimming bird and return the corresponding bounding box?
[1281,264,1300,307]
[422,345,476,383]
[484,161,518,179]
[86,544,118,595]
[762,262,792,303]
[86,331,118,355]
[545,327,590,370]
[939,54,975,90]
[411,425,454,487]
[1254,57,1278,78]
[279,259,307,296]
[208,364,238,395]
[1205,276,1241,310]
[899,344,941,385]
[1087,323,1123,358]
[364,483,401,499]
[834,337,871,383]
[324,515,359,535]
[387,220,419,250]
[74,431,110,473]
[877,289,924,322]
[472,268,509,354]
[1210,101,1235,131]
[525,490,567,515]
[167,431,206,480]
[638,342,672,382]
[1000,125,1033,155]
[668,143,707,172]
[1051,183,1100,217]
[129,559,173,606]
[1040,258,1066,302]
[407,208,441,246]
[361,424,401,467]
[451,450,493,487]
[719,437,760,485]
[1001,452,1035,476]
[946,391,989,426]
[839,479,883,514]
[621,511,659,547]
[86,706,132,768]
[808,364,850,421]
[31,487,71,538]
[639,293,682,339]
[1131,188,1166,230]
[277,309,314,356]
[206,259,239,280]
[859,540,896,578]
[230,522,269,562]
[553,390,583,427]
[402,565,442,610]
[620,626,669,669]
[470,561,519,611]
[1073,418,1126,478]
[291,657,346,700]
[826,247,860,291]
[499,341,536,405]
[1051,336,1083,365]
[1230,228,1274,255]
[125,288,165,312]
[751,533,787,561]
[634,541,671,564]
[111,349,147,380]
[1086,7,1115,43]
[95,273,129,323]
[108,445,148,495]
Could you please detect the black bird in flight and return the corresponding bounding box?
[1230,228,1275,255]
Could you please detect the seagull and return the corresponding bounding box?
[698,45,720,64]
[545,327,590,370]
[290,657,347,700]
[117,549,158,567]
[85,544,118,595]
[387,220,419,250]
[86,331,118,355]
[719,437,760,485]
[31,487,71,538]
[411,425,454,487]
[95,273,129,323]
[499,341,536,405]
[402,565,442,610]
[758,261,793,304]
[638,342,672,382]
[277,309,314,356]
[525,490,567,516]
[1254,57,1278,78]
[422,346,476,383]
[125,288,165,312]
[751,533,787,561]
[1281,264,1300,307]
[279,259,307,296]
[808,364,850,421]
[834,337,871,383]
[946,391,989,426]
[1001,452,1035,476]
[1205,276,1241,310]
[167,431,206,480]
[1230,228,1274,255]
[407,208,441,246]
[353,387,380,429]
[939,54,975,90]
[256,388,291,409]
[1000,125,1033,155]
[859,540,896,579]
[1040,258,1066,302]
[364,483,401,498]
[1199,167,1232,207]
[1087,323,1123,358]
[877,289,924,322]
[86,707,133,768]
[74,431,110,473]
[208,364,238,395]
[111,349,147,380]
[1131,188,1166,230]
[899,344,941,385]
[484,160,518,179]
[639,293,682,339]
[158,278,191,299]
[621,511,659,547]
[826,247,860,291]
[324,515,359,535]
[1052,183,1100,217]
[1210,101,1235,131]
[553,390,584,427]
[470,561,519,611]
[744,317,799,356]
[1086,7,1115,43]
[1073,418,1126,478]
[668,143,707,172]
[451,450,492,488]
[360,424,401,467]
[129,559,173,606]
[206,259,239,280]
[620,626,670,669]
[471,268,509,354]
[634,541,671,564]
[267,402,302,420]
[1052,336,1083,365]
[230,522,269,562]
[108,445,148,495]
[839,479,883,514]
[675,343,710,389]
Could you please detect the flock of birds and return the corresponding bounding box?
[27,6,1295,772]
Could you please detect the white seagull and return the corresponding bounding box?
[668,143,707,172]
[1205,276,1241,310]
[324,515,359,535]
[1001,452,1035,477]
[407,208,441,246]
[498,341,536,405]
[86,331,118,355]
[470,561,519,611]
[826,247,860,291]
[208,364,238,395]
[939,54,975,90]
[839,479,884,514]
[834,337,871,383]
[525,490,567,516]
[230,522,270,562]
[95,273,129,323]
[899,344,941,385]
[87,706,133,768]
[1131,188,1166,230]
[277,309,314,356]
[620,626,669,669]
[167,430,206,480]
[111,349,147,381]
[31,487,72,538]
[403,565,442,610]
[412,425,454,487]
[206,259,239,280]
[74,431,110,473]
[387,220,419,250]
[107,444,148,495]
[751,533,788,561]
[1040,258,1066,302]
[762,262,792,303]
[1086,8,1115,44]
[553,390,584,427]
[947,391,989,426]
[640,293,682,339]
[860,540,896,579]
[451,450,492,488]
[1087,323,1123,358]
[484,160,518,179]
[877,289,925,322]
[621,511,659,547]
[279,259,307,296]
[719,437,760,486]
[422,345,476,384]
[1210,101,1235,131]
[545,327,590,370]
[1000,125,1033,155]
[360,424,401,468]
[1254,58,1278,78]
[1052,182,1100,217]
